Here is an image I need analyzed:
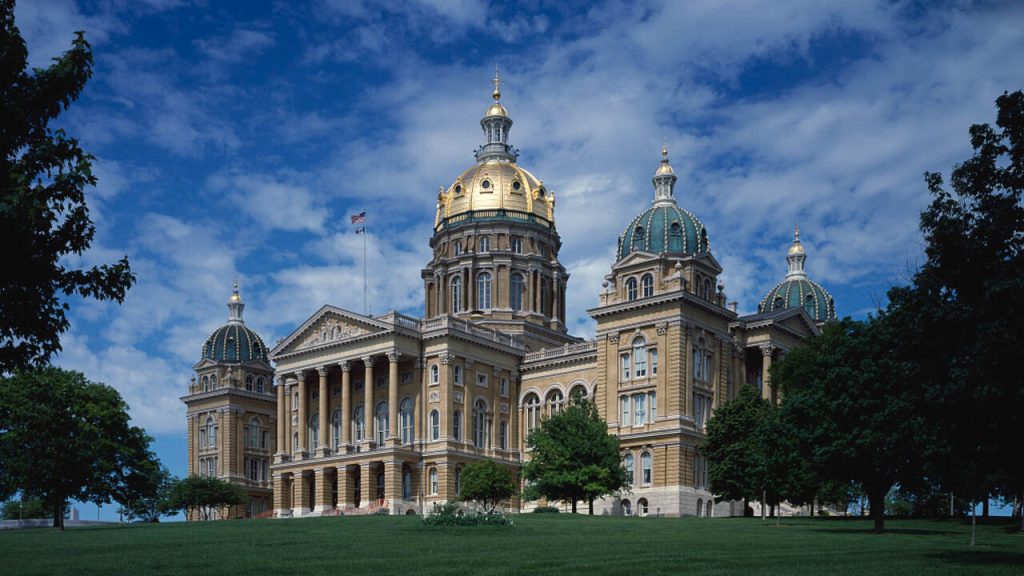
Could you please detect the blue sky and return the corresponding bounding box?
[14,0,1023,519]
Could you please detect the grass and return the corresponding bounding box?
[0,515,1021,575]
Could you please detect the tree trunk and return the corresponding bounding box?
[971,500,977,546]
[761,490,766,521]
[53,499,64,531]
[867,484,887,534]
[982,497,989,518]
[588,498,594,515]
[770,504,775,518]
[571,499,577,514]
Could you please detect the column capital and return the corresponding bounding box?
[338,360,352,372]
[361,355,375,367]
[294,369,307,380]
[317,365,329,377]
[760,344,776,357]
[387,351,401,363]
[608,333,620,344]
[440,352,455,365]
[656,322,669,335]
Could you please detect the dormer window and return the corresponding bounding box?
[633,226,645,250]
[512,181,522,192]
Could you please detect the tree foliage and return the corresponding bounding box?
[163,475,248,521]
[0,1,135,374]
[460,460,516,514]
[1,496,45,519]
[118,464,174,523]
[523,398,629,514]
[0,367,160,529]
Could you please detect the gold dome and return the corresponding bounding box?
[485,102,508,117]
[436,159,554,227]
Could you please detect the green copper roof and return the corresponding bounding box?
[617,203,710,260]
[202,323,269,363]
[758,278,836,322]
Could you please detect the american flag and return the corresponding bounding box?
[350,211,366,224]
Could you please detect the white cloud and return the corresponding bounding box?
[208,171,329,234]
[194,28,275,63]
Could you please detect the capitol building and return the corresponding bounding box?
[181,75,836,520]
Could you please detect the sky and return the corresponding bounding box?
[13,0,1023,519]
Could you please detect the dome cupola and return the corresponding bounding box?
[201,283,270,363]
[758,226,837,323]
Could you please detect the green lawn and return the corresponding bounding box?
[1,515,1021,575]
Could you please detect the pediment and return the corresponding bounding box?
[611,251,660,270]
[775,310,819,338]
[270,305,390,358]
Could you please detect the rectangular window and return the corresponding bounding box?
[454,366,462,386]
[621,353,631,381]
[633,393,646,427]
[694,395,705,431]
[243,426,250,448]
[650,349,658,376]
[621,396,630,427]
[705,353,714,383]
[635,349,647,378]
[649,391,657,423]
[511,237,523,254]
[261,430,269,450]
[500,377,508,397]
[499,421,508,450]
[692,349,701,381]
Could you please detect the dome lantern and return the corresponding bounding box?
[652,143,677,204]
[227,281,244,325]
[475,66,517,163]
[786,225,807,278]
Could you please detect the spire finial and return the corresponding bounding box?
[227,279,245,323]
[491,64,501,101]
[661,138,668,160]
[794,224,800,242]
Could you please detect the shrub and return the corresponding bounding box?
[422,502,512,526]
[532,506,560,513]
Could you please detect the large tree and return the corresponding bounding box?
[0,367,160,529]
[460,460,516,514]
[523,398,629,514]
[0,0,135,374]
[774,317,929,533]
[117,463,174,523]
[163,475,248,521]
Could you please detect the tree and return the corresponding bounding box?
[117,464,174,523]
[896,90,1024,535]
[0,1,135,375]
[774,317,929,533]
[163,475,249,521]
[703,384,769,511]
[1,495,45,519]
[523,398,629,514]
[460,460,516,514]
[0,367,160,529]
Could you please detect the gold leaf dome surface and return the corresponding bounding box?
[437,159,554,227]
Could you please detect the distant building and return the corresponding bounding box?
[182,74,835,519]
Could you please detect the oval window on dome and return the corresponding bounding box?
[455,185,462,194]
[481,180,491,189]
[774,296,784,308]
[512,181,522,191]
[538,187,546,197]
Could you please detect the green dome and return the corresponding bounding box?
[202,323,269,363]
[617,203,710,260]
[758,278,836,322]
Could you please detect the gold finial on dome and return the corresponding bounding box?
[229,280,241,302]
[655,141,674,176]
[491,64,502,101]
[788,224,805,255]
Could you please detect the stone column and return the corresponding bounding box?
[317,366,329,457]
[384,460,403,513]
[338,465,352,510]
[760,345,774,403]
[361,462,375,509]
[294,472,310,517]
[273,473,288,517]
[220,407,232,477]
[275,379,286,462]
[314,468,331,514]
[362,356,374,449]
[683,325,694,418]
[339,361,351,449]
[388,351,400,444]
[296,371,308,457]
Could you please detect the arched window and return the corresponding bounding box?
[248,417,261,449]
[478,236,490,253]
[524,393,540,431]
[201,375,209,392]
[256,376,265,394]
[704,279,712,300]
[331,409,342,449]
[473,399,488,448]
[510,273,524,312]
[375,402,388,446]
[622,499,632,516]
[804,294,817,317]
[626,277,638,301]
[696,499,703,517]
[353,405,365,442]
[669,222,682,251]
[429,468,439,495]
[633,226,645,250]
[624,453,634,486]
[546,389,564,415]
[453,410,462,441]
[641,451,652,486]
[633,336,647,378]
[309,414,319,450]
[477,272,492,310]
[641,274,653,298]
[403,469,412,500]
[451,276,462,313]
[453,240,463,255]
[570,384,588,401]
[638,498,649,517]
[399,398,414,444]
[499,421,508,450]
[430,409,440,440]
[245,375,254,391]
[430,364,439,385]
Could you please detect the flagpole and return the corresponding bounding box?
[363,213,367,316]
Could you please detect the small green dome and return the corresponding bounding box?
[617,203,710,260]
[758,278,836,322]
[202,323,269,363]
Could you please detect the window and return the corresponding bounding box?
[477,372,488,387]
[510,273,524,312]
[205,416,217,449]
[638,498,649,517]
[455,467,462,496]
[403,470,412,500]
[511,237,523,254]
[292,432,298,453]
[695,453,707,489]
[622,499,632,516]
[540,278,548,315]
[804,294,816,317]
[633,393,646,426]
[650,348,658,376]
[633,337,647,377]
[524,394,540,431]
[293,391,299,410]
[626,277,637,301]
[669,222,682,251]
[201,375,209,392]
[309,414,319,450]
[261,430,269,450]
[429,468,439,495]
[245,375,254,391]
[430,364,439,385]
[499,421,508,450]
[649,391,657,422]
[400,398,413,444]
[546,390,564,415]
[696,499,703,517]
[500,377,508,396]
[473,399,487,448]
[621,396,630,427]
[454,365,462,386]
[694,394,710,431]
[633,226,645,250]
[641,451,652,485]
[621,352,631,381]
[451,276,462,313]
[247,417,260,449]
[430,410,440,440]
[199,427,207,449]
[624,453,634,486]
[375,402,388,446]
[331,409,341,449]
[256,376,265,394]
[478,272,492,310]
[353,405,365,442]
[641,274,653,298]
[210,375,217,390]
[453,240,463,255]
[376,471,385,500]
[453,410,462,441]
[570,384,587,401]
[479,236,490,252]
